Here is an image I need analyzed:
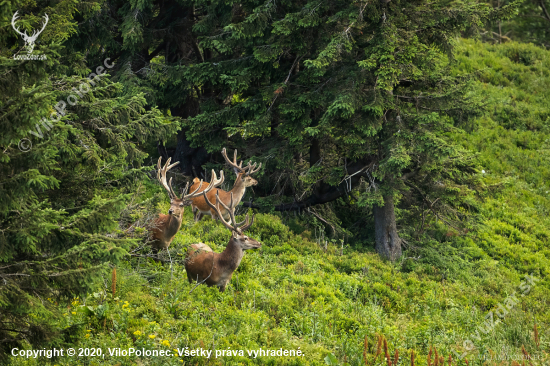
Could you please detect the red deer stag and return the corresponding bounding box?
[185,191,261,292]
[150,157,224,252]
[190,148,261,222]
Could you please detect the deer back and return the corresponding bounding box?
[192,173,252,218]
[184,237,252,290]
[185,243,224,286]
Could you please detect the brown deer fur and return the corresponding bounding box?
[190,148,261,221]
[185,191,261,292]
[150,157,223,252]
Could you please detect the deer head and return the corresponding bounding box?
[203,190,261,250]
[221,148,262,188]
[157,157,224,219]
[11,11,49,54]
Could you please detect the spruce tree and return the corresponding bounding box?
[481,0,550,47]
[0,1,178,359]
[68,0,517,260]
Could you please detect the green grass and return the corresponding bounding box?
[11,211,549,365]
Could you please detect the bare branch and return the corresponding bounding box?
[268,54,303,111]
[538,0,550,22]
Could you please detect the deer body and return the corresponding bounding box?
[150,210,184,252]
[190,148,261,221]
[185,191,261,292]
[185,238,248,291]
[190,177,248,221]
[149,157,223,252]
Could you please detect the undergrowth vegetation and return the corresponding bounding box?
[9,40,550,365]
[12,210,549,366]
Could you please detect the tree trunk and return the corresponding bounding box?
[373,195,402,261]
[174,131,208,177]
[310,138,321,167]
[171,101,208,178]
[310,138,322,196]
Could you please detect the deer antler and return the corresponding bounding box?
[203,191,254,234]
[203,190,234,231]
[157,157,224,200]
[221,148,262,176]
[239,212,255,231]
[157,157,180,199]
[29,14,48,41]
[182,169,225,200]
[11,11,28,39]
[11,12,48,41]
[243,160,262,176]
[221,148,245,174]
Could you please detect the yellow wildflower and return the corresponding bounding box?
[148,334,156,339]
[161,340,170,347]
[85,334,90,338]
[133,330,141,337]
[71,312,76,315]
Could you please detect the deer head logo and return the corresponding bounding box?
[11,11,49,54]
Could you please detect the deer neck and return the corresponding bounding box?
[219,237,244,272]
[165,215,183,239]
[229,174,247,207]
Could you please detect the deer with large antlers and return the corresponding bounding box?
[190,148,261,222]
[150,157,224,252]
[11,11,49,54]
[185,191,261,292]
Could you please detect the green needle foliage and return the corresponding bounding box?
[0,0,179,359]
[67,0,520,259]
[479,0,550,48]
